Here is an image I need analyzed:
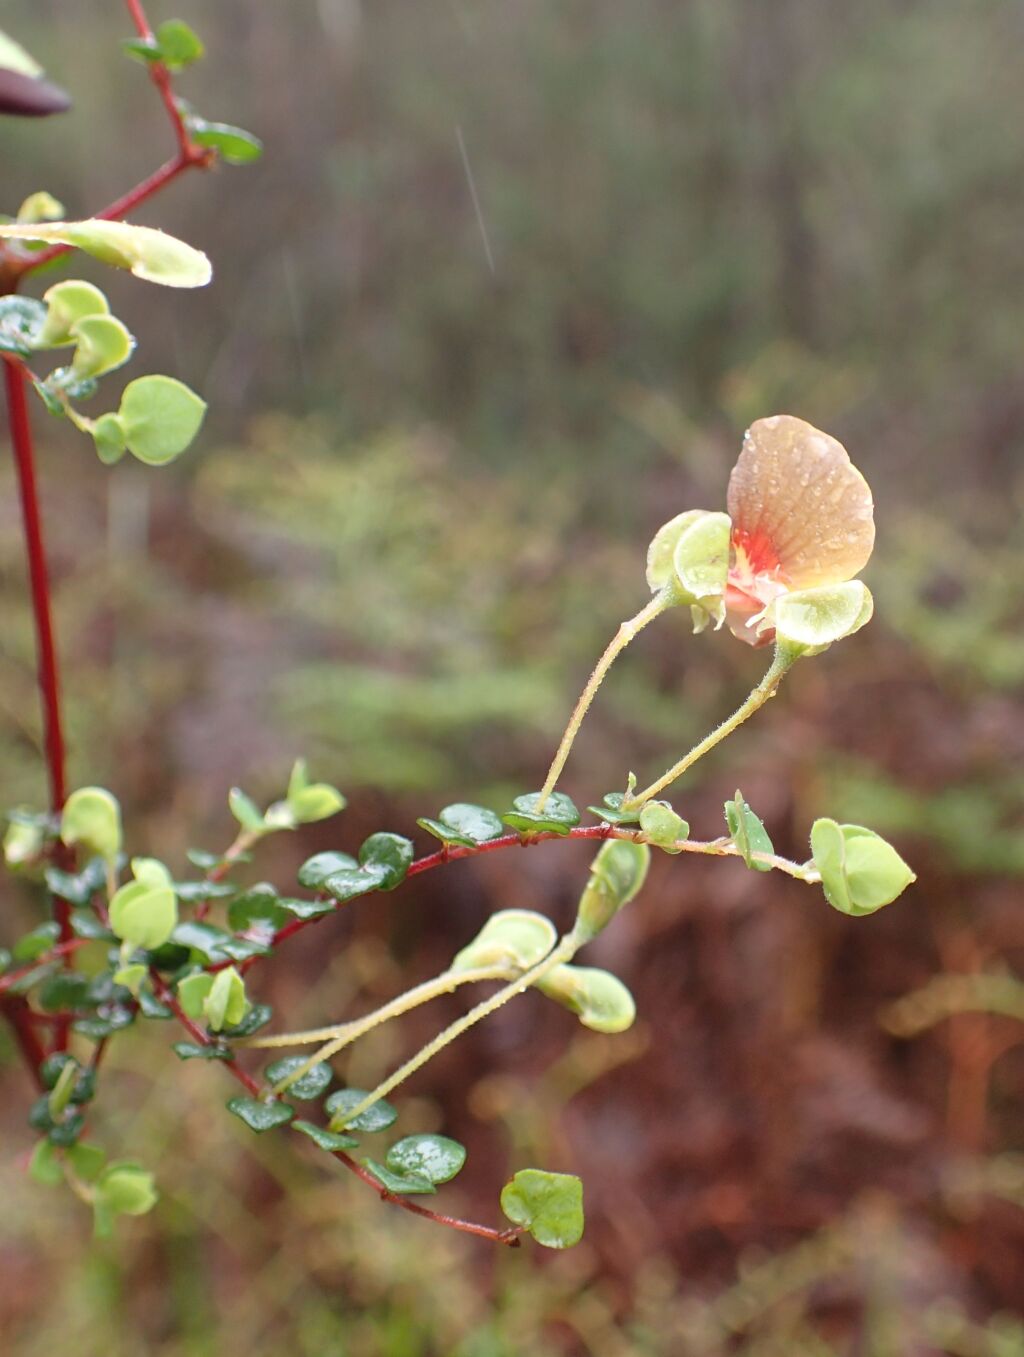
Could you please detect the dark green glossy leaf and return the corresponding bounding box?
[73,1007,134,1040]
[172,880,237,903]
[13,920,60,962]
[358,832,414,890]
[68,909,114,941]
[325,1088,398,1134]
[220,1003,273,1039]
[228,883,289,933]
[46,855,108,907]
[298,851,358,889]
[47,1112,86,1148]
[136,985,173,1020]
[38,971,94,1012]
[502,792,580,837]
[291,1119,358,1152]
[189,118,263,164]
[385,1133,466,1185]
[226,1097,294,1133]
[187,847,252,872]
[417,803,505,849]
[0,295,44,356]
[363,1158,435,1195]
[264,1056,333,1101]
[724,791,774,872]
[172,1041,233,1061]
[171,920,269,963]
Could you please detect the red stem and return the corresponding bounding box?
[125,0,201,159]
[4,361,68,819]
[150,974,520,1243]
[0,997,49,1089]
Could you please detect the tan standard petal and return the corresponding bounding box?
[726,414,875,588]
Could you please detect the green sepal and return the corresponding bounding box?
[573,839,650,941]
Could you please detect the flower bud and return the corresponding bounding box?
[537,964,636,1033]
[573,839,650,942]
[450,909,557,973]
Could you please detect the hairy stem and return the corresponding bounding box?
[623,646,796,810]
[333,935,580,1130]
[266,965,516,1096]
[536,591,670,811]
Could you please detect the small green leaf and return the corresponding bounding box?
[121,37,161,64]
[171,920,268,963]
[118,373,207,465]
[385,1133,466,1186]
[500,1169,584,1249]
[226,1097,294,1133]
[358,832,414,890]
[172,1041,233,1061]
[325,1088,398,1134]
[417,802,505,848]
[12,920,60,962]
[724,791,774,872]
[38,971,94,1011]
[810,819,916,916]
[69,314,134,379]
[95,1161,158,1216]
[47,856,109,908]
[537,964,636,1033]
[264,1056,333,1101]
[586,792,641,827]
[219,1003,273,1038]
[297,851,358,889]
[155,19,204,69]
[363,1158,435,1195]
[502,792,580,837]
[187,117,263,164]
[451,909,557,973]
[0,295,45,356]
[574,839,650,941]
[291,1119,358,1151]
[91,413,128,465]
[29,1139,64,1186]
[109,878,178,950]
[638,801,689,853]
[4,815,45,867]
[228,786,264,833]
[0,219,212,288]
[61,786,122,864]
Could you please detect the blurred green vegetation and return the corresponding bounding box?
[2,1,1023,1352]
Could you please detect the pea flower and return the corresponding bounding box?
[648,414,875,653]
[536,414,877,811]
[725,414,875,648]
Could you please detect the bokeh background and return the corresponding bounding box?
[2,2,1023,1353]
